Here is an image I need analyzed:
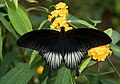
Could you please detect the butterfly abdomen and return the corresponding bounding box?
[60,27,66,56]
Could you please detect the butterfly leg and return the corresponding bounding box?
[75,67,79,77]
[48,67,52,77]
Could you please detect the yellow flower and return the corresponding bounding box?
[65,27,73,31]
[56,17,67,27]
[48,2,68,20]
[88,45,112,61]
[50,10,60,17]
[55,2,68,9]
[48,15,53,21]
[36,66,44,74]
[50,17,65,31]
[50,17,73,32]
[48,2,73,32]
[59,8,68,17]
[63,23,69,27]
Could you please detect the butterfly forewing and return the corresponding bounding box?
[65,28,112,51]
[17,30,63,70]
[17,30,58,51]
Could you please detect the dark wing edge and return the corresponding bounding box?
[65,28,112,51]
[17,30,58,51]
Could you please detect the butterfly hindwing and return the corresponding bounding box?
[41,52,63,70]
[17,30,63,70]
[64,51,87,69]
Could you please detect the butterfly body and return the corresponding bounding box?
[17,28,112,76]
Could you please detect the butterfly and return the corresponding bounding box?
[17,27,112,76]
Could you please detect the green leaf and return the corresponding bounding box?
[41,77,48,84]
[71,20,96,29]
[6,1,32,35]
[0,27,3,61]
[0,3,5,8]
[110,44,120,58]
[86,75,100,84]
[39,65,49,84]
[87,75,116,84]
[75,76,89,84]
[46,0,52,2]
[13,0,18,8]
[29,50,39,67]
[100,79,116,84]
[38,20,48,30]
[27,6,49,13]
[0,63,36,84]
[88,18,101,26]
[112,51,120,58]
[54,66,71,84]
[104,28,112,37]
[117,79,120,84]
[0,52,19,78]
[0,15,18,38]
[79,57,91,73]
[26,0,38,3]
[110,44,120,53]
[87,60,97,67]
[111,30,120,44]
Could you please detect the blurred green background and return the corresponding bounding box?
[0,0,120,84]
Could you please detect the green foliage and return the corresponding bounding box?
[0,14,18,38]
[5,0,32,35]
[86,75,116,84]
[38,20,49,30]
[110,44,120,58]
[0,63,36,84]
[26,0,38,3]
[79,57,91,73]
[41,77,47,84]
[0,27,3,60]
[104,28,112,37]
[88,18,102,26]
[111,30,120,44]
[13,0,18,8]
[70,19,96,29]
[54,66,71,84]
[0,0,120,84]
[29,50,40,68]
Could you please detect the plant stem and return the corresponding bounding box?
[81,70,115,76]
[97,62,100,72]
[95,70,115,76]
[107,57,120,77]
[69,23,77,28]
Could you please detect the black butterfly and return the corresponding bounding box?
[17,27,112,76]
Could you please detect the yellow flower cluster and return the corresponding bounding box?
[88,45,112,61]
[36,66,44,74]
[48,2,73,32]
